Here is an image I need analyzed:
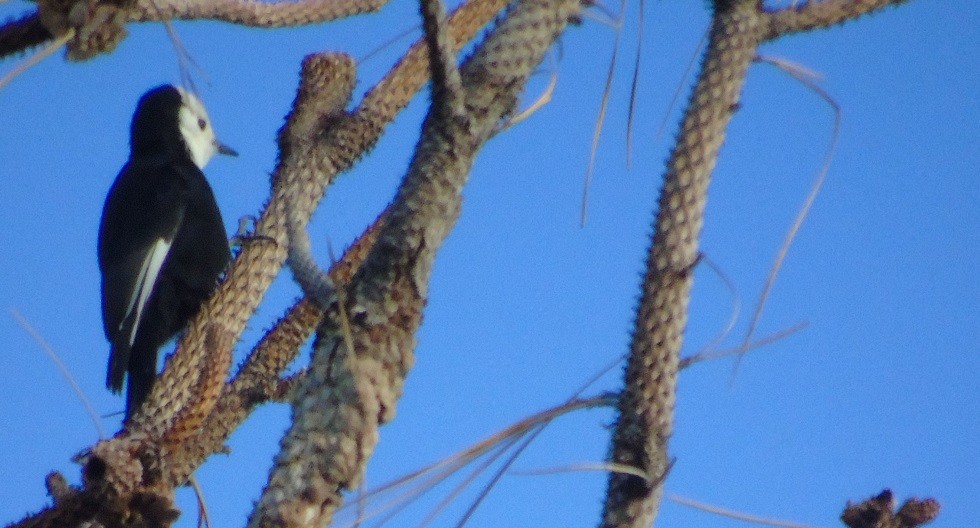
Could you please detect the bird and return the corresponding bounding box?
[98,84,236,421]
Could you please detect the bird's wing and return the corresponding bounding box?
[103,206,184,391]
[109,205,184,344]
[122,237,172,345]
[100,158,192,391]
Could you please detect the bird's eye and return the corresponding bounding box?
[198,118,207,131]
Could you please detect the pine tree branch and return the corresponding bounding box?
[601,1,767,525]
[247,0,583,525]
[764,0,913,40]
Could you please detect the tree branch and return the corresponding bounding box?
[130,0,386,26]
[0,12,51,59]
[764,0,912,40]
[841,490,941,528]
[0,0,388,61]
[601,1,767,526]
[247,0,583,525]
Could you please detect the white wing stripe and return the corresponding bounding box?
[119,238,172,346]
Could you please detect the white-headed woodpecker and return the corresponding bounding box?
[98,84,236,421]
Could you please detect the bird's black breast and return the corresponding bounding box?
[161,161,231,300]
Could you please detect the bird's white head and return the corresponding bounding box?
[175,87,237,169]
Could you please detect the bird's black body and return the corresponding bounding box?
[99,85,232,420]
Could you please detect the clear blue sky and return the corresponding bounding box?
[1,1,976,526]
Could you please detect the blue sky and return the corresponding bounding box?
[1,1,977,526]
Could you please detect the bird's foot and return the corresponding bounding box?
[230,215,277,256]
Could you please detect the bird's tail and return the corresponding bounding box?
[106,342,129,393]
[124,341,159,421]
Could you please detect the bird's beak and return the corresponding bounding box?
[217,142,238,157]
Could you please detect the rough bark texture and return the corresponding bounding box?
[247,0,582,525]
[0,12,50,57]
[601,3,765,526]
[841,490,941,528]
[600,0,920,526]
[764,0,912,39]
[129,0,387,26]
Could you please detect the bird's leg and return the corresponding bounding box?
[230,215,277,257]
